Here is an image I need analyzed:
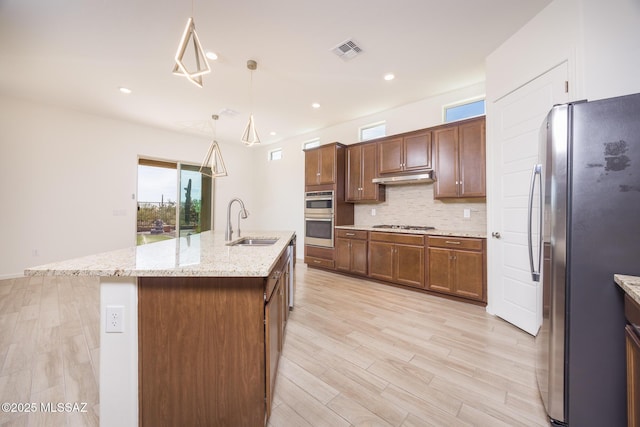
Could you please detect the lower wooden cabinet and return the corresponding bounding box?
[625,294,640,427]
[138,247,292,427]
[304,245,335,269]
[368,232,424,288]
[335,229,368,275]
[426,236,486,302]
[308,229,486,305]
[265,277,283,419]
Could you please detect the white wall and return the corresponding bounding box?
[487,0,640,107]
[581,0,640,99]
[0,96,255,278]
[485,0,582,103]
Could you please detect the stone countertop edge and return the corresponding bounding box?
[24,230,295,278]
[615,274,640,306]
[335,225,487,239]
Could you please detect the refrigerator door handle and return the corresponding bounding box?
[528,164,542,282]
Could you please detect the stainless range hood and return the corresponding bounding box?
[372,170,434,185]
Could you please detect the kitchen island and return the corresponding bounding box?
[25,230,296,427]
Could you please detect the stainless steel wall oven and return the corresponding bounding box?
[304,191,334,247]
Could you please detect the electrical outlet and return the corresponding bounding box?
[106,305,125,333]
[463,209,471,219]
[371,208,376,216]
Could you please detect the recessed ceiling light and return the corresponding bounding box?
[384,73,395,81]
[270,131,277,136]
[205,51,218,60]
[218,108,239,117]
[311,103,321,109]
[118,87,132,94]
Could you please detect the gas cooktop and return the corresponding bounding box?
[372,224,435,231]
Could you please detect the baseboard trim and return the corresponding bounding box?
[0,272,25,280]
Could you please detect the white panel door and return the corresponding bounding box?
[488,63,568,336]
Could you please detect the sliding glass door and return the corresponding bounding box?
[179,164,212,238]
[137,159,212,245]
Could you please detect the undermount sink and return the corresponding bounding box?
[227,237,279,247]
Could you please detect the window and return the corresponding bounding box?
[268,148,283,161]
[360,121,386,141]
[444,99,485,122]
[137,158,212,245]
[303,139,320,150]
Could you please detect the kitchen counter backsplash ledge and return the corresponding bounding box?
[615,274,640,306]
[336,225,486,239]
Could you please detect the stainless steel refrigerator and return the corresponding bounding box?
[529,93,640,426]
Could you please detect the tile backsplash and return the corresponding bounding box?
[353,184,486,233]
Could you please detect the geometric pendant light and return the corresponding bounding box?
[199,115,228,178]
[172,17,210,88]
[241,114,260,147]
[241,60,261,146]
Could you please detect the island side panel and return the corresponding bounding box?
[138,276,266,427]
[100,277,139,427]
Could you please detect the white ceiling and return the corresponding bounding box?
[0,0,551,145]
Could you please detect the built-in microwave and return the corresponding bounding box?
[304,191,334,216]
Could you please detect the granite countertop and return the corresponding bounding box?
[615,274,640,306]
[24,230,295,278]
[335,225,487,239]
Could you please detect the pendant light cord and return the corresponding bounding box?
[249,70,253,114]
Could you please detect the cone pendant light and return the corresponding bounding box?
[200,115,228,178]
[241,60,261,146]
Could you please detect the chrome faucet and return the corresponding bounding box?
[226,198,249,241]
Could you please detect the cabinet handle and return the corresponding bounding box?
[346,233,355,236]
[445,241,461,245]
[316,172,320,176]
[313,260,321,264]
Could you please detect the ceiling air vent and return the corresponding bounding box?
[331,39,363,61]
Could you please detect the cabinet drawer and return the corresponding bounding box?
[336,229,368,239]
[428,236,483,251]
[305,256,335,269]
[266,252,288,301]
[370,231,424,246]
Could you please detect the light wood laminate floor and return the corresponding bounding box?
[0,265,548,426]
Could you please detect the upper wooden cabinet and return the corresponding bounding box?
[433,117,486,198]
[305,143,337,186]
[377,131,432,175]
[346,143,385,202]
